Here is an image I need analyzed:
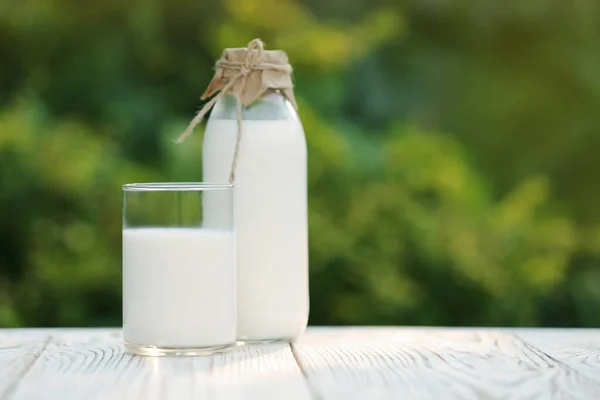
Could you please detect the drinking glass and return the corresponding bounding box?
[122,183,235,356]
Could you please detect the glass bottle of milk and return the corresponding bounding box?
[203,90,309,343]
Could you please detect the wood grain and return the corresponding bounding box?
[6,329,184,400]
[292,327,600,399]
[516,329,600,379]
[0,330,51,398]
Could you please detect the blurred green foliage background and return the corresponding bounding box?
[1,0,600,328]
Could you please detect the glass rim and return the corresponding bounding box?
[122,182,233,192]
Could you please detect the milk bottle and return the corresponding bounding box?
[178,39,309,342]
[204,93,309,342]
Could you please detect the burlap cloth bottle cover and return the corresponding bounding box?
[177,39,299,183]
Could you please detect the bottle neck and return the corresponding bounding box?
[210,90,297,121]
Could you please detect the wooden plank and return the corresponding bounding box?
[292,327,600,399]
[0,329,310,400]
[207,343,311,400]
[0,330,51,399]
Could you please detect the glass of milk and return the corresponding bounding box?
[122,182,236,356]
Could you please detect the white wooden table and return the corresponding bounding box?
[1,327,599,399]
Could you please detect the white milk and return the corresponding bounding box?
[123,228,236,348]
[203,118,309,341]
